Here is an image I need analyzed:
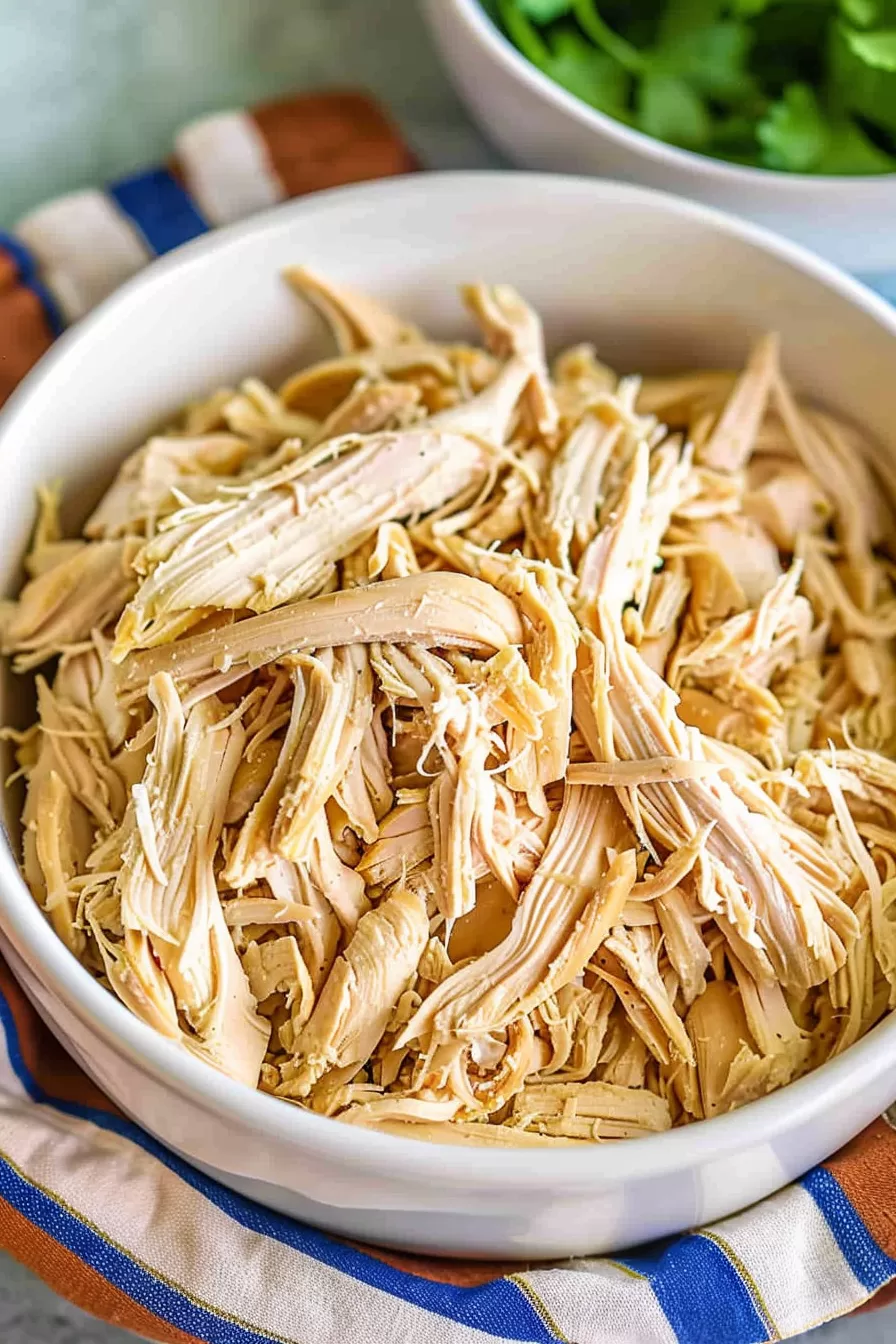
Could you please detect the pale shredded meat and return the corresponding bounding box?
[5,275,895,1146]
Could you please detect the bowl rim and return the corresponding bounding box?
[450,0,896,190]
[2,168,896,1191]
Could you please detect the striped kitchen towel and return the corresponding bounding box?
[1,87,896,1344]
[0,90,417,402]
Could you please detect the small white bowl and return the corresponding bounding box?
[422,0,896,273]
[2,172,896,1259]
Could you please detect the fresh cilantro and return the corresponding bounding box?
[731,0,772,15]
[516,0,574,21]
[658,0,727,43]
[839,0,896,24]
[842,24,896,65]
[498,3,631,114]
[547,28,632,115]
[830,17,896,138]
[712,111,761,149]
[757,82,829,169]
[651,22,756,103]
[492,0,896,173]
[814,114,896,170]
[498,0,553,67]
[637,72,713,148]
[571,0,646,73]
[840,0,880,25]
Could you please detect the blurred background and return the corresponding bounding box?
[0,0,498,230]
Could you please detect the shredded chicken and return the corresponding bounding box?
[5,272,894,1143]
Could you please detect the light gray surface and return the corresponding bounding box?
[0,1257,138,1344]
[0,0,893,1339]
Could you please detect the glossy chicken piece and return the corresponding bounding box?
[112,675,270,1085]
[284,265,423,353]
[27,769,90,958]
[744,457,831,550]
[112,357,531,658]
[428,699,495,921]
[574,446,855,991]
[120,572,525,687]
[1,538,139,670]
[84,434,253,539]
[277,883,428,1097]
[696,334,778,473]
[310,381,421,445]
[279,344,456,419]
[398,785,636,1046]
[272,647,372,861]
[534,415,618,572]
[509,1080,672,1140]
[433,540,579,795]
[462,283,558,435]
[669,564,814,693]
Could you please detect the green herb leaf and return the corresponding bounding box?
[843,25,896,68]
[710,111,760,151]
[840,0,881,26]
[730,0,772,15]
[830,18,896,137]
[814,114,896,171]
[757,82,829,170]
[498,3,632,116]
[498,0,552,67]
[571,0,645,73]
[657,0,726,43]
[516,0,574,22]
[637,72,713,148]
[546,27,632,114]
[651,21,756,103]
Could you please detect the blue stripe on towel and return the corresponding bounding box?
[0,229,65,335]
[0,987,558,1343]
[801,1167,896,1293]
[109,168,208,255]
[0,1153,281,1344]
[617,1232,770,1343]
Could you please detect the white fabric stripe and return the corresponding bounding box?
[703,1182,867,1339]
[175,111,284,227]
[524,1262,676,1344]
[15,190,151,323]
[0,1091,511,1344]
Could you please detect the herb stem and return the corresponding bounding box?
[572,0,646,75]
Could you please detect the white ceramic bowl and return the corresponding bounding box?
[2,172,896,1260]
[422,0,896,274]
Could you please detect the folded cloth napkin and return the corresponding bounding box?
[1,89,896,1344]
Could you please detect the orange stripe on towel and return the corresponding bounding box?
[0,957,120,1116]
[0,1192,202,1344]
[251,90,419,200]
[824,1117,896,1261]
[342,1237,529,1287]
[0,248,54,406]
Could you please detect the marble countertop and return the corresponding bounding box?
[0,0,893,1339]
